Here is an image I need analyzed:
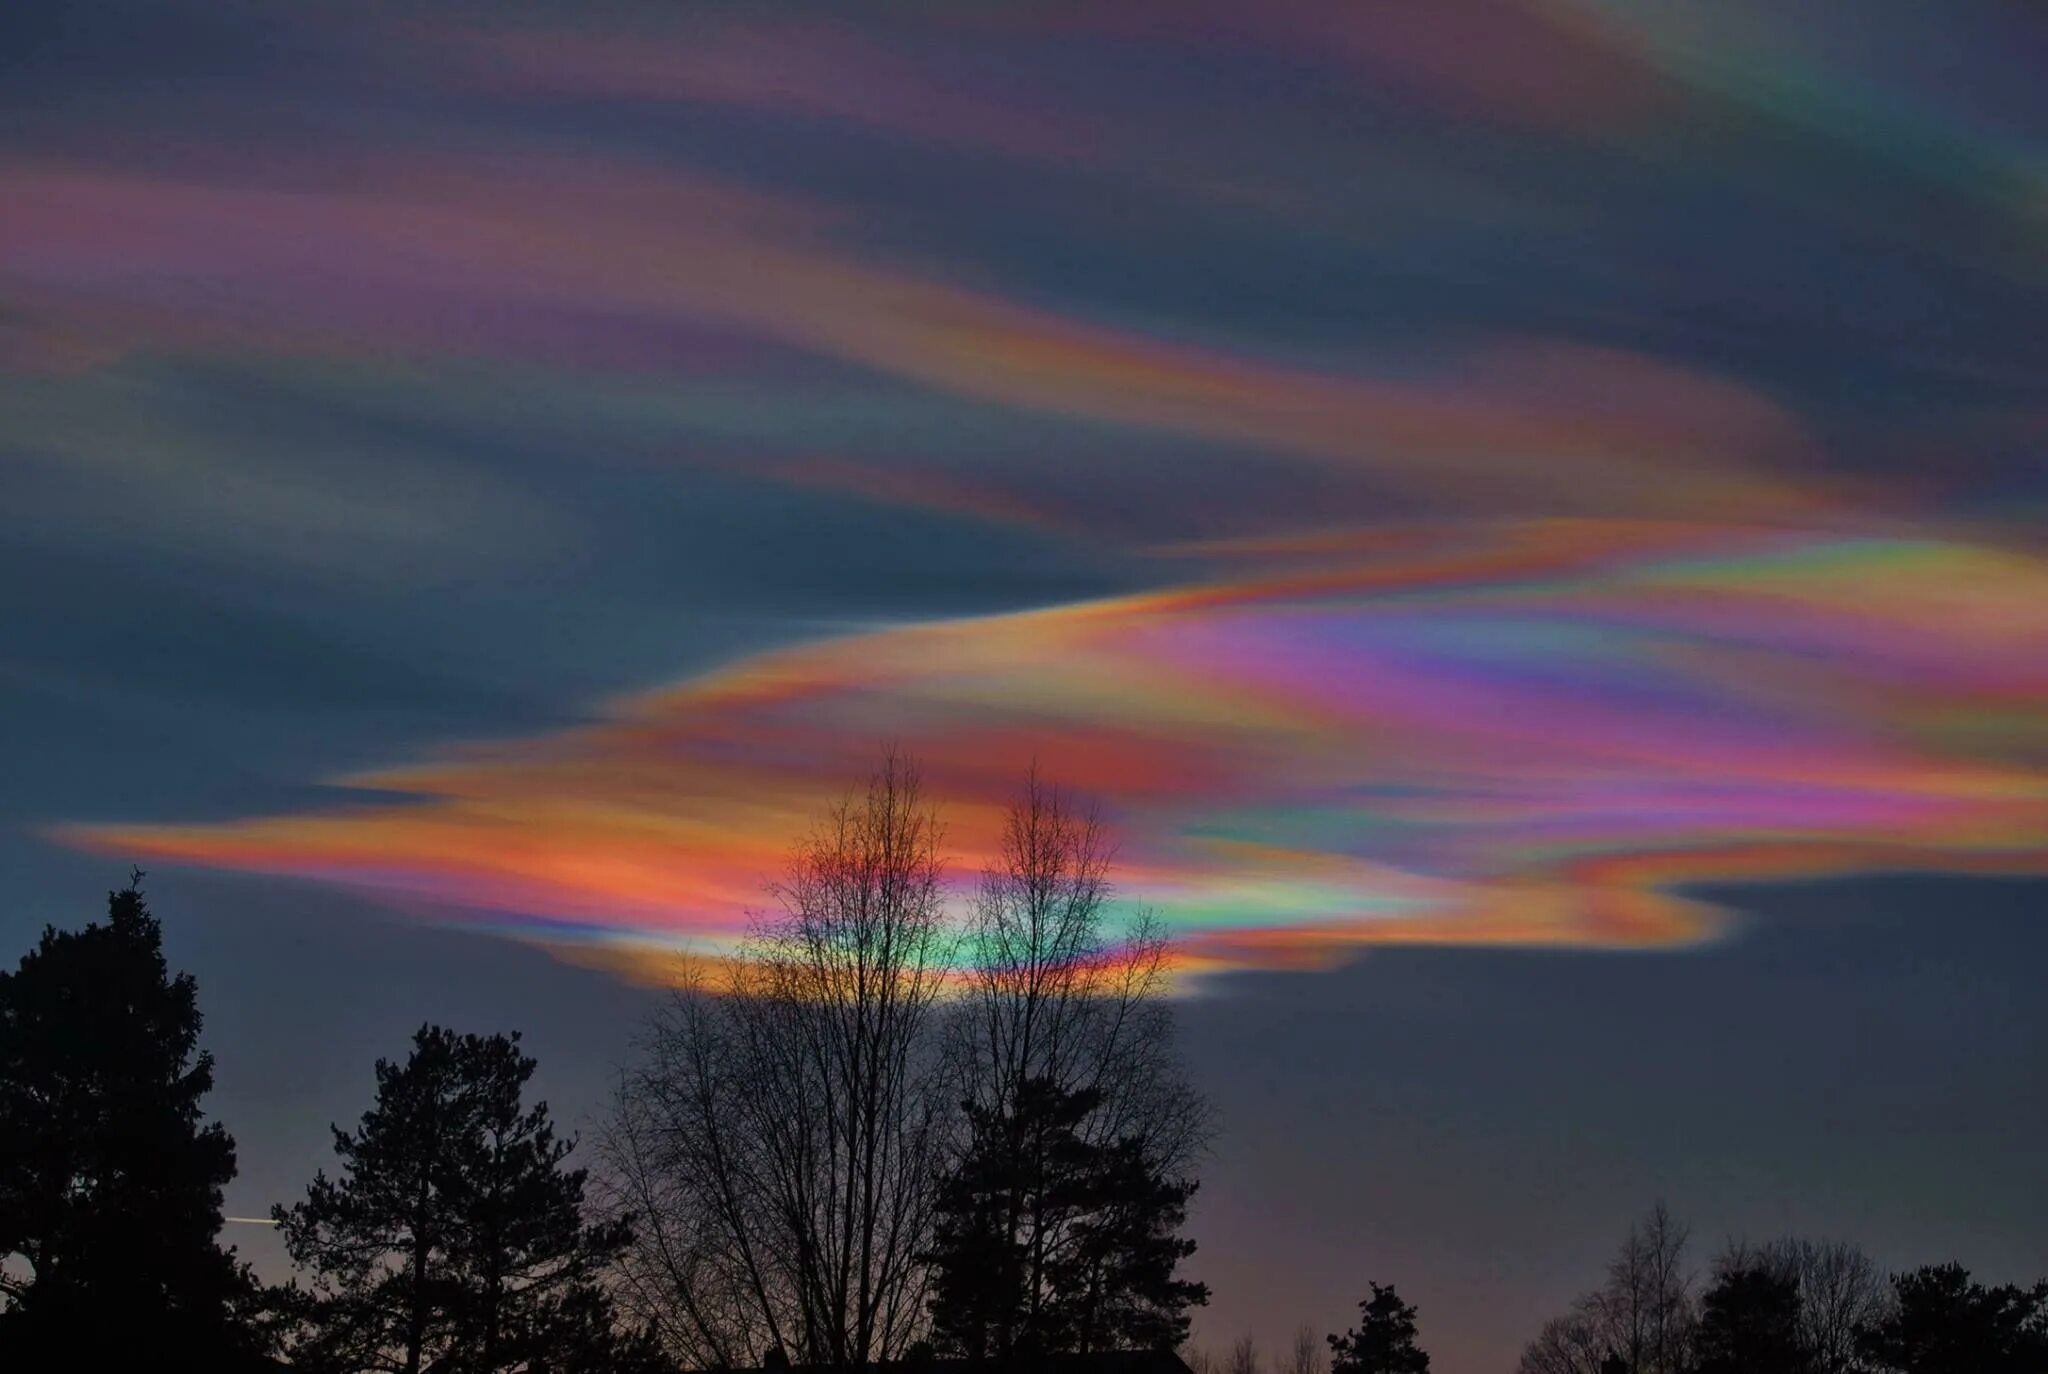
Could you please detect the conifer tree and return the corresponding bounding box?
[0,876,259,1367]
[275,1024,667,1374]
[927,1075,1206,1356]
[1327,1283,1431,1374]
[1692,1266,1812,1374]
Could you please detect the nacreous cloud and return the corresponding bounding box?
[65,520,2048,983]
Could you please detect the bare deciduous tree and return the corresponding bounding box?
[1778,1239,1888,1374]
[1289,1322,1327,1374]
[1515,1307,1610,1374]
[1719,1236,1889,1374]
[950,769,1208,1170]
[1229,1333,1261,1374]
[600,755,953,1371]
[1593,1203,1694,1374]
[1517,1205,1696,1374]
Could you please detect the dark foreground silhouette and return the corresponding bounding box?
[5,766,2045,1373]
[0,876,266,1370]
[1510,1203,2048,1374]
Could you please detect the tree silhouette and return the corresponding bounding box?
[1327,1282,1431,1374]
[924,1080,1057,1357]
[1691,1265,1812,1374]
[926,1075,1207,1355]
[601,755,952,1371]
[1514,1309,1610,1374]
[274,1024,665,1374]
[923,772,1210,1360]
[1728,1238,1888,1374]
[1515,1205,1694,1374]
[949,770,1209,1207]
[1058,1117,1208,1352]
[0,876,260,1367]
[603,762,1211,1370]
[1288,1322,1328,1374]
[1596,1204,1694,1374]
[1857,1263,2048,1374]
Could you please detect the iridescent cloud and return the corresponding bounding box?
[0,154,1824,529]
[66,521,2048,980]
[15,2,2046,985]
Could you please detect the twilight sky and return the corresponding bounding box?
[3,3,2045,1371]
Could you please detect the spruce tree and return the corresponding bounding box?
[1328,1283,1431,1374]
[1692,1266,1812,1374]
[1056,1129,1207,1353]
[274,1024,667,1373]
[0,876,258,1366]
[927,1075,1206,1357]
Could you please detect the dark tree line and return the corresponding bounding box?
[2,760,1214,1371]
[1516,1205,2048,1374]
[0,877,660,1372]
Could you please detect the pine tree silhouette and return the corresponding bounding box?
[0,876,261,1367]
[273,1024,668,1373]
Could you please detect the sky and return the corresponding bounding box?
[2,2,2045,1370]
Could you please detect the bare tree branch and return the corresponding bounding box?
[600,754,951,1370]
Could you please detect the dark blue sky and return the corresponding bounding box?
[4,4,2045,1370]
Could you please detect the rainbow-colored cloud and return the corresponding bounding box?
[68,521,2048,980]
[13,1,2046,982]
